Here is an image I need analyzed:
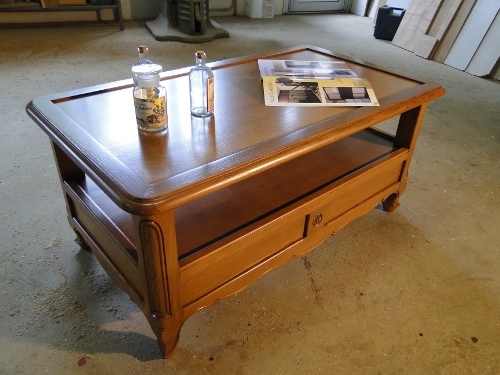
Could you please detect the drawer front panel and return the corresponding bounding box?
[180,213,306,306]
[306,150,408,236]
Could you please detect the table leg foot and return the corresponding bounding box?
[152,322,182,358]
[74,229,91,251]
[382,192,400,212]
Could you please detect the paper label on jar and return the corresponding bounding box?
[134,96,167,129]
[207,77,214,112]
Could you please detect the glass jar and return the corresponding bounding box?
[132,45,167,132]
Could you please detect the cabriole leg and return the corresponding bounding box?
[134,212,184,357]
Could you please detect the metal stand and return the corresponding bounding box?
[146,0,229,42]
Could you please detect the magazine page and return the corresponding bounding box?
[262,75,380,107]
[258,59,358,79]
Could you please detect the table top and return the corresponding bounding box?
[27,45,445,212]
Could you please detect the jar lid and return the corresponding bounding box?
[132,61,162,88]
[135,74,160,88]
[132,63,162,76]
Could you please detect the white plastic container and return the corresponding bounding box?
[245,0,262,19]
[262,0,274,18]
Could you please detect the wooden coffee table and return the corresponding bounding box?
[26,45,445,357]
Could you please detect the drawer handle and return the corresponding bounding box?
[312,213,323,227]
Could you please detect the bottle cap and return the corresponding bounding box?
[196,51,206,59]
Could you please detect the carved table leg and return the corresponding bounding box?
[74,229,91,251]
[134,212,184,357]
[382,192,400,212]
[383,104,429,211]
[150,315,183,358]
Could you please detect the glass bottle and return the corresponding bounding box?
[132,45,167,132]
[189,51,214,117]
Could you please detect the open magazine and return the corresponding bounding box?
[258,59,379,107]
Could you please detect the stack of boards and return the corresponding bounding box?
[391,0,499,78]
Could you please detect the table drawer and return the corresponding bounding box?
[306,149,408,236]
[179,210,306,306]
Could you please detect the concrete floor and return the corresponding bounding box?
[0,14,499,374]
